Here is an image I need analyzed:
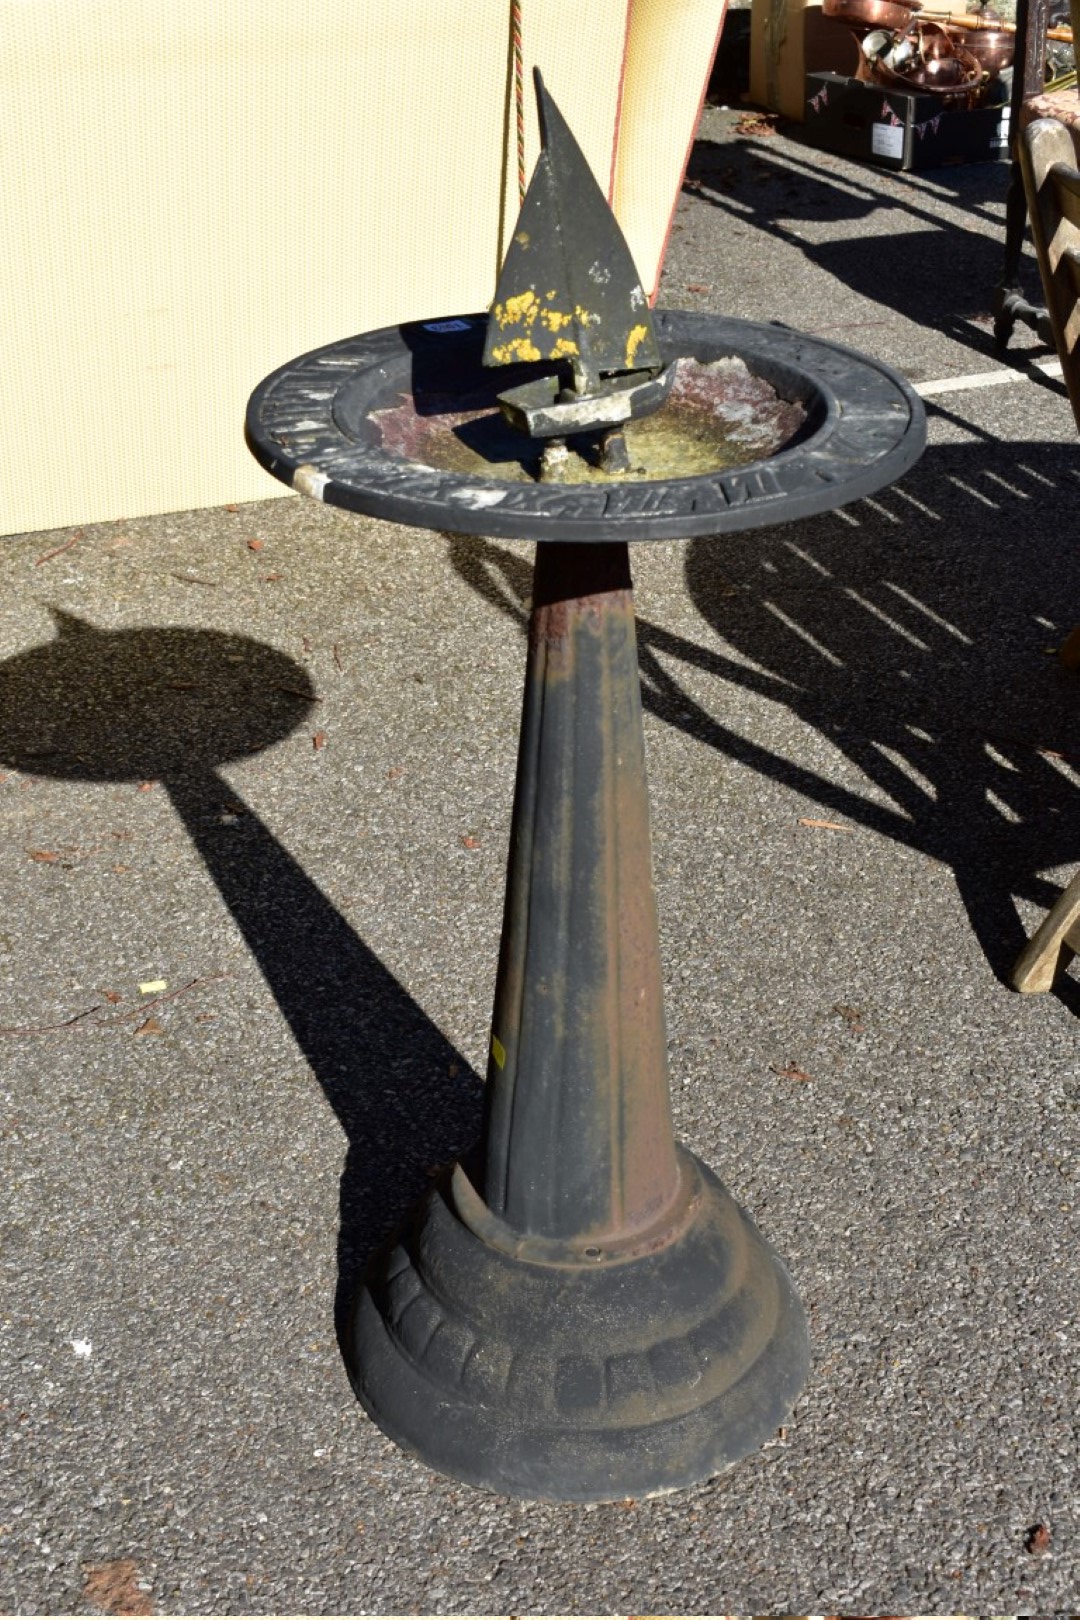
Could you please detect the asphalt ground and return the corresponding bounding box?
[1,104,1078,1615]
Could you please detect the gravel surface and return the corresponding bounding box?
[1,108,1077,1614]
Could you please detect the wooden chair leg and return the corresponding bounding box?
[1011,867,1080,991]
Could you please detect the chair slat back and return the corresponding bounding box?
[1022,118,1080,431]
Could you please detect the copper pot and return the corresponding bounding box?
[868,21,985,99]
[824,0,922,34]
[923,52,965,82]
[871,56,966,87]
[947,21,1015,73]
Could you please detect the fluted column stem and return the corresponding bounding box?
[474,541,680,1245]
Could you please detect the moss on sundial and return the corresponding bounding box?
[371,356,806,485]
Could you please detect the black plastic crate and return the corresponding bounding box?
[800,71,1010,170]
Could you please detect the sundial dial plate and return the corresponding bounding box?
[246,310,925,543]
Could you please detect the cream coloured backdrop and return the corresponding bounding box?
[1,0,722,535]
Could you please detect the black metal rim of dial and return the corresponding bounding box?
[246,309,926,543]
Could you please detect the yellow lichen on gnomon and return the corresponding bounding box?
[494,290,539,328]
[625,324,649,367]
[552,337,580,358]
[489,337,543,363]
[541,309,572,332]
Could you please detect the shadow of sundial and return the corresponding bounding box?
[0,609,483,1323]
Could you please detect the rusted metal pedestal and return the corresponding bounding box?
[247,306,924,1500]
[347,540,807,1499]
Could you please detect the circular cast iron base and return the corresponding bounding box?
[346,1148,809,1502]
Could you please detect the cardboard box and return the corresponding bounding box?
[750,0,862,120]
[799,71,1011,168]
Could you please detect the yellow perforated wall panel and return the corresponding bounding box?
[616,0,728,299]
[2,1,720,535]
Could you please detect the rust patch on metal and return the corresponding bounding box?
[530,588,634,651]
[529,542,634,656]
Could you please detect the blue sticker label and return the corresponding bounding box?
[422,319,473,333]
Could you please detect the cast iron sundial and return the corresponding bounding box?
[247,72,925,1502]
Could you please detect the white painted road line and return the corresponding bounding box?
[915,358,1064,397]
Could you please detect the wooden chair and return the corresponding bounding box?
[1010,114,1080,984]
[1007,103,1080,991]
[1011,868,1080,990]
[993,0,1078,350]
[1019,114,1080,427]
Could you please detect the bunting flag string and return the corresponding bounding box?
[881,97,943,139]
